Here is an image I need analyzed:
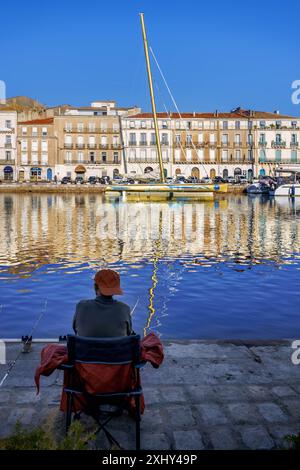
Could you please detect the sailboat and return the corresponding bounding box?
[105,13,217,202]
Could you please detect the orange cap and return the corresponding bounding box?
[94,269,123,296]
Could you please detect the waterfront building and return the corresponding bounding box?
[54,101,140,180]
[0,110,17,181]
[122,109,300,179]
[16,118,57,181]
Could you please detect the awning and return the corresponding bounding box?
[31,167,42,172]
[4,166,13,173]
[75,165,86,173]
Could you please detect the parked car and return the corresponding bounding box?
[99,176,111,185]
[75,176,84,184]
[237,176,248,184]
[200,177,212,184]
[213,176,225,184]
[88,176,98,184]
[61,176,72,184]
[165,177,174,184]
[226,176,235,184]
[187,176,199,184]
[113,176,123,183]
[176,175,186,184]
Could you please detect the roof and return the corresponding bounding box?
[127,109,299,120]
[18,118,54,125]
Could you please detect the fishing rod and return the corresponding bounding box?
[0,299,48,388]
[130,297,140,317]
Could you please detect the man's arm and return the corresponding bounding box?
[72,303,80,334]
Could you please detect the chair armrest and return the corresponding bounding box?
[135,361,147,369]
[57,363,74,371]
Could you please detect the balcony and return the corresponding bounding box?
[161,141,169,146]
[139,141,148,146]
[87,143,96,149]
[4,143,12,148]
[128,141,137,146]
[64,127,120,134]
[291,142,299,148]
[271,140,286,148]
[76,143,85,149]
[0,159,15,165]
[64,143,73,149]
[100,144,109,149]
[234,142,242,147]
[221,141,229,147]
[258,141,267,147]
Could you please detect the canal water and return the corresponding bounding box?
[0,193,299,339]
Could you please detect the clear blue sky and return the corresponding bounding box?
[1,0,300,115]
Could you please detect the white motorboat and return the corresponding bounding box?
[274,184,300,197]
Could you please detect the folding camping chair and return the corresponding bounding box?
[59,334,144,450]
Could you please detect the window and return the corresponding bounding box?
[276,121,282,129]
[102,152,107,162]
[162,121,168,129]
[291,133,297,144]
[113,152,119,163]
[101,122,107,131]
[223,121,228,130]
[248,150,253,161]
[198,133,203,143]
[210,121,215,129]
[275,133,281,143]
[260,121,266,128]
[210,133,216,143]
[112,136,119,147]
[141,121,146,129]
[31,152,38,164]
[5,120,11,128]
[21,140,27,150]
[42,127,47,136]
[161,133,168,144]
[140,133,147,145]
[113,123,119,132]
[291,121,297,129]
[209,149,216,161]
[197,149,204,160]
[198,121,203,129]
[222,150,228,161]
[5,135,11,144]
[222,134,228,144]
[41,140,48,152]
[248,134,253,144]
[32,140,38,151]
[89,152,95,163]
[100,135,107,147]
[259,149,266,162]
[235,121,240,130]
[41,153,48,164]
[186,149,192,160]
[248,121,253,130]
[275,149,281,161]
[129,133,136,145]
[175,121,180,130]
[77,123,84,132]
[5,151,12,160]
[22,127,27,135]
[175,149,180,161]
[259,133,266,143]
[89,122,95,132]
[162,150,168,161]
[291,150,297,162]
[186,121,192,130]
[186,134,192,144]
[65,122,72,131]
[129,121,135,128]
[175,134,181,144]
[65,151,72,163]
[77,152,83,162]
[21,153,28,164]
[235,134,241,144]
[235,149,241,160]
[32,127,38,136]
[150,133,156,145]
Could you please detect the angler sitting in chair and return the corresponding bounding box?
[73,269,133,338]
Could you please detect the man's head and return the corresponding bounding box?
[94,269,123,296]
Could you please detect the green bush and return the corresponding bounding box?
[0,420,95,450]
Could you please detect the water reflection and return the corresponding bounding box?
[0,194,299,338]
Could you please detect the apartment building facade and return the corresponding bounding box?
[122,109,300,179]
[54,101,140,180]
[0,110,17,181]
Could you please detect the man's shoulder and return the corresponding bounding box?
[114,300,131,313]
[76,299,96,308]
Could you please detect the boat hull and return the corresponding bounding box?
[106,183,227,193]
[274,184,300,197]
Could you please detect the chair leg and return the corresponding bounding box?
[135,395,141,451]
[66,392,73,434]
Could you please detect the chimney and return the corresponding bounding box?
[193,111,196,117]
[214,110,219,117]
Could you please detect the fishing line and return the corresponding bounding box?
[0,299,48,388]
[150,45,209,178]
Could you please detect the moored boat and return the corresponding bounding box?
[274,184,300,197]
